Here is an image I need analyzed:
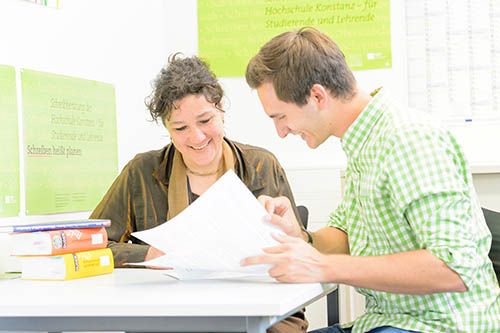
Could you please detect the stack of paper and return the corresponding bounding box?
[132,170,283,280]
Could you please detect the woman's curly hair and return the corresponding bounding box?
[145,53,224,123]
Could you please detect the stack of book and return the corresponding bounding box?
[4,219,114,280]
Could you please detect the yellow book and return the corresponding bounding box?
[21,248,114,280]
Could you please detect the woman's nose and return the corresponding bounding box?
[190,126,206,142]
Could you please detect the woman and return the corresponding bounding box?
[90,54,307,332]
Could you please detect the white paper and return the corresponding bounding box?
[131,170,283,280]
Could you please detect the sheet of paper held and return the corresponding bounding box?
[131,170,283,280]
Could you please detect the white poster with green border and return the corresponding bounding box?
[198,0,391,77]
[21,69,118,215]
[0,64,20,218]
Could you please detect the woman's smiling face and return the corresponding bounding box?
[165,94,225,173]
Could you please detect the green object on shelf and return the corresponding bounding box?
[0,272,21,280]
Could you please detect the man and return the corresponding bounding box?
[242,27,500,332]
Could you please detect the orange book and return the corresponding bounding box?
[21,248,114,280]
[10,227,107,256]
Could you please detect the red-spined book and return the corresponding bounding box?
[10,227,108,256]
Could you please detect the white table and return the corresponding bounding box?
[0,268,336,332]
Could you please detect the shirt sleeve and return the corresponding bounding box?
[384,126,483,288]
[327,168,351,232]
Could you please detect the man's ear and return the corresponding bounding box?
[310,84,328,110]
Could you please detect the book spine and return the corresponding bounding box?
[64,248,114,280]
[21,248,114,280]
[11,220,111,233]
[52,228,107,255]
[11,227,108,256]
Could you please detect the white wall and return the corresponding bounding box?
[3,0,496,224]
[473,173,500,212]
[0,0,408,235]
[2,0,171,163]
[0,0,195,226]
[0,0,190,272]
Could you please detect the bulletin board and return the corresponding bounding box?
[21,69,118,215]
[198,0,391,77]
[0,65,20,218]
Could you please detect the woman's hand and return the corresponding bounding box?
[144,246,171,270]
[258,195,303,238]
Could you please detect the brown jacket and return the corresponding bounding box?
[90,138,307,332]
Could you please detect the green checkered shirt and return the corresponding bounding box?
[328,88,500,332]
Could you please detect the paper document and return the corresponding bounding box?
[131,170,283,280]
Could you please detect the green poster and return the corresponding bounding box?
[0,65,20,217]
[198,0,391,77]
[21,69,118,215]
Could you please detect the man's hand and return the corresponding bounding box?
[258,195,303,239]
[242,233,328,282]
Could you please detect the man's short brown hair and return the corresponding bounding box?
[245,27,356,106]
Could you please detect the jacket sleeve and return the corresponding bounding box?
[90,161,150,267]
[273,162,302,228]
